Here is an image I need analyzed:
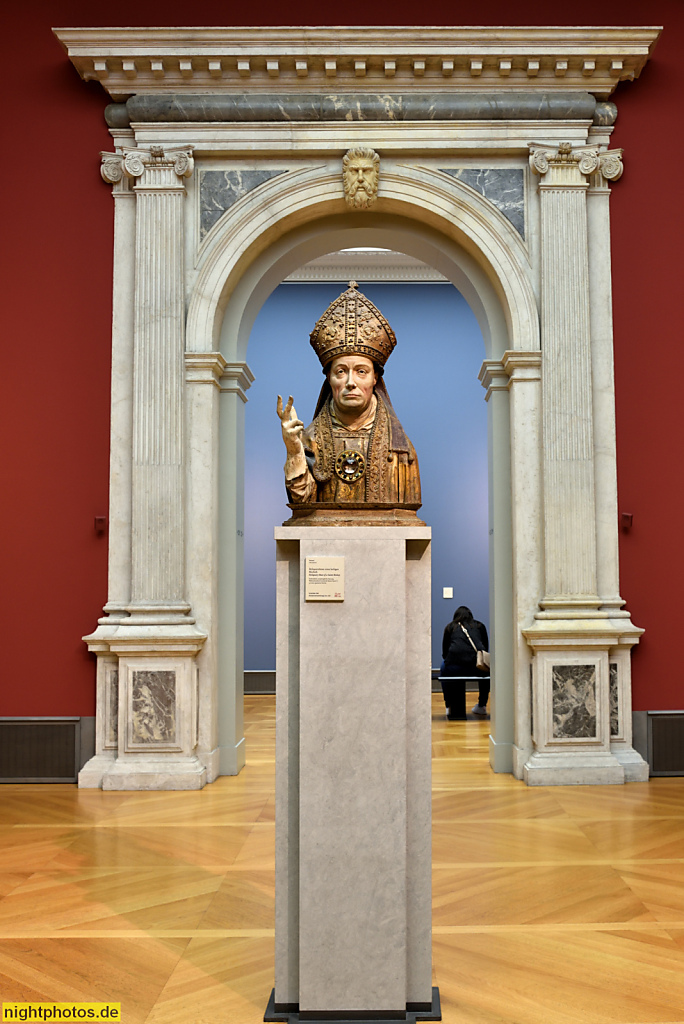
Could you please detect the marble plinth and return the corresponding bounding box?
[274,525,433,1019]
[101,756,207,790]
[612,747,650,782]
[524,750,625,786]
[78,754,116,789]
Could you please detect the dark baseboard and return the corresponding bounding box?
[245,670,276,694]
[0,717,95,783]
[632,710,684,776]
[648,711,684,776]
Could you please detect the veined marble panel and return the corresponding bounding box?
[610,663,619,738]
[199,169,287,238]
[131,669,177,744]
[552,664,596,739]
[438,168,525,237]
[106,667,119,748]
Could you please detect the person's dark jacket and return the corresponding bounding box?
[442,619,489,676]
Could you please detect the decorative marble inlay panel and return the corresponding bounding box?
[609,663,619,737]
[131,670,176,744]
[106,668,119,748]
[552,664,596,739]
[199,169,287,238]
[438,168,525,237]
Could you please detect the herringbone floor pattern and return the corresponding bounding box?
[1,694,683,1023]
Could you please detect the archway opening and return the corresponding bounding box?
[243,262,489,686]
[210,194,531,776]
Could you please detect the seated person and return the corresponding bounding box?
[441,605,490,719]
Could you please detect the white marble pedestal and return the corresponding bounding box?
[269,525,438,1023]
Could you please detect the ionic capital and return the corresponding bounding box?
[100,152,125,184]
[529,142,602,188]
[100,146,194,188]
[597,149,624,183]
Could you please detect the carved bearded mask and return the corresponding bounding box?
[343,147,380,209]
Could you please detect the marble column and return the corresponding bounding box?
[586,148,624,616]
[522,144,646,785]
[586,150,648,780]
[482,352,543,781]
[126,145,193,615]
[477,359,514,774]
[82,146,207,790]
[532,142,601,611]
[184,355,254,781]
[79,157,135,787]
[100,158,135,621]
[216,363,254,776]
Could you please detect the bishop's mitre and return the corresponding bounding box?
[309,281,396,369]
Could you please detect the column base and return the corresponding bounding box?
[200,745,221,783]
[512,744,532,780]
[101,756,207,790]
[611,744,650,782]
[78,754,116,788]
[265,988,441,1024]
[523,750,625,786]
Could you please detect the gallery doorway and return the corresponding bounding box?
[69,24,654,789]
[243,268,489,688]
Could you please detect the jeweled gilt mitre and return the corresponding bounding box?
[309,281,396,368]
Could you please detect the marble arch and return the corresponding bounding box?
[186,167,539,360]
[59,25,660,789]
[187,176,539,784]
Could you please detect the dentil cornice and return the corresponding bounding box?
[54,26,661,102]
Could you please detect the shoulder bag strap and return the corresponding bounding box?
[460,624,478,651]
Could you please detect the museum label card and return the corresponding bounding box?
[305,556,345,601]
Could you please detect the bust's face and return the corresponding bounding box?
[328,355,377,417]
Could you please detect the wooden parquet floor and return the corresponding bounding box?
[1,694,684,1023]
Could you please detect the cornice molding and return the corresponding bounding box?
[53,26,661,102]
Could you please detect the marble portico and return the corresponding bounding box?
[56,25,661,789]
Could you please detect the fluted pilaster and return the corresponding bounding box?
[530,143,622,609]
[107,146,194,612]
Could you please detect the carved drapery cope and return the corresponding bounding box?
[529,142,622,610]
[101,145,195,615]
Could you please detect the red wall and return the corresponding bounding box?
[2,0,681,714]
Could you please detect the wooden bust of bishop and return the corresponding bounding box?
[277,282,421,519]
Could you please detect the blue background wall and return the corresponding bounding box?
[244,281,488,669]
